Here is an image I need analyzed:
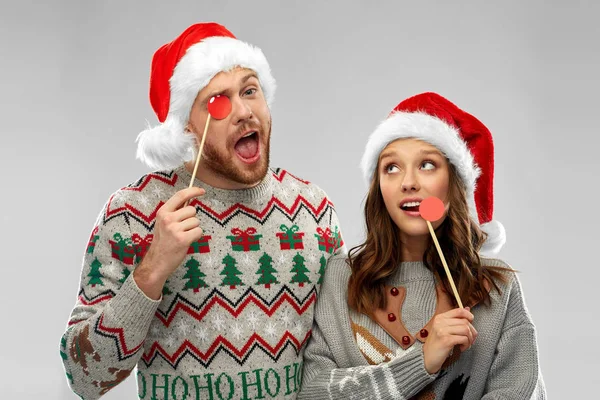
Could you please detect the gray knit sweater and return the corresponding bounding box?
[299,255,546,399]
[60,166,345,399]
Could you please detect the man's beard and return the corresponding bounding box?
[201,120,271,186]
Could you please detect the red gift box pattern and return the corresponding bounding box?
[132,233,153,264]
[227,227,262,252]
[109,233,135,265]
[276,224,304,250]
[314,226,343,254]
[188,235,212,254]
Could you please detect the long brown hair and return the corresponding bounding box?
[347,162,512,315]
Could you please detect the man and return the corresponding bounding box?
[60,22,345,400]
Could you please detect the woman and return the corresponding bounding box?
[299,93,545,399]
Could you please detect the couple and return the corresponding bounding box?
[60,23,545,399]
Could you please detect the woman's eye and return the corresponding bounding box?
[421,161,435,170]
[386,164,399,173]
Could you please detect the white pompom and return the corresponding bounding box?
[135,117,196,170]
[479,220,506,256]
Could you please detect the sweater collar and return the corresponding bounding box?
[388,261,436,285]
[175,165,275,203]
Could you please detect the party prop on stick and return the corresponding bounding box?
[184,95,232,207]
[419,196,464,309]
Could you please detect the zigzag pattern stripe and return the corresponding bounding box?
[141,331,311,369]
[104,195,335,229]
[123,171,178,191]
[104,200,163,225]
[190,197,334,228]
[102,169,310,222]
[77,288,116,306]
[94,314,145,361]
[156,286,317,327]
[192,195,330,222]
[271,169,310,184]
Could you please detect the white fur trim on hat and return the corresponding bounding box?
[360,111,481,192]
[136,36,276,170]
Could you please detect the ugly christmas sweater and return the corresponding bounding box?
[60,165,345,400]
[298,256,546,400]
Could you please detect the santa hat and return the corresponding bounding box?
[360,92,506,255]
[135,22,276,170]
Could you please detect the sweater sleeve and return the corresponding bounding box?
[328,205,347,257]
[59,192,161,399]
[482,274,546,399]
[298,258,437,399]
[314,185,347,257]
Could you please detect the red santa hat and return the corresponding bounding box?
[360,92,506,255]
[135,22,276,170]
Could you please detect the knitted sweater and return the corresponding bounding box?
[299,255,546,399]
[60,165,345,400]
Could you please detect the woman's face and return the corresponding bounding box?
[378,138,450,239]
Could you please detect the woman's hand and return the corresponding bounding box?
[422,307,478,374]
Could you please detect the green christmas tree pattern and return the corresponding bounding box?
[183,257,209,293]
[87,258,104,287]
[162,280,173,296]
[290,253,311,287]
[118,266,130,284]
[220,254,244,289]
[256,252,279,289]
[317,254,327,284]
[60,336,68,361]
[61,334,74,384]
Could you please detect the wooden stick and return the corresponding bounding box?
[184,114,211,207]
[426,220,464,308]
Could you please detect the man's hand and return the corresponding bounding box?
[133,187,205,299]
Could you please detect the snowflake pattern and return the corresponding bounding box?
[102,262,121,280]
[177,321,190,336]
[138,195,151,208]
[241,254,252,267]
[246,311,260,330]
[150,325,161,337]
[164,335,176,348]
[293,321,305,337]
[279,308,294,329]
[212,315,226,331]
[276,254,288,268]
[151,186,165,198]
[210,199,223,209]
[204,256,216,269]
[264,321,278,339]
[110,190,127,207]
[230,323,244,340]
[195,327,208,343]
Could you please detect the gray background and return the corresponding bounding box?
[1,0,597,398]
